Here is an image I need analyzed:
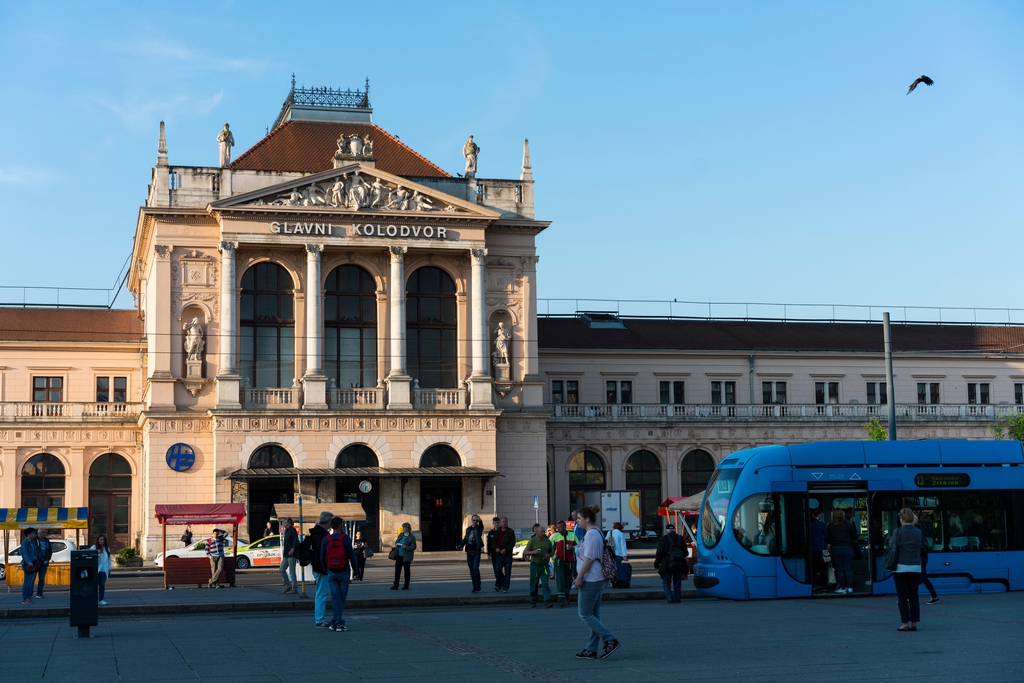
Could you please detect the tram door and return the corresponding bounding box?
[775,489,811,597]
[810,487,870,594]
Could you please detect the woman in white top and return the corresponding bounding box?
[572,505,621,660]
[605,522,628,582]
[91,534,113,605]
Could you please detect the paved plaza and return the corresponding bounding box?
[4,589,1024,682]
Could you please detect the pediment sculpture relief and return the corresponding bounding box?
[246,171,463,213]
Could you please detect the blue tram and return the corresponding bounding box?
[693,440,1024,599]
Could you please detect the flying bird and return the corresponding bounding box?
[907,75,934,95]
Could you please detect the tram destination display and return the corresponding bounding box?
[913,473,971,488]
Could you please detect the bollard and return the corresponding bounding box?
[70,550,98,638]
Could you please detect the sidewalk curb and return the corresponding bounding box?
[0,589,700,620]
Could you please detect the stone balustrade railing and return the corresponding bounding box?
[328,387,383,410]
[242,388,299,410]
[546,403,1024,422]
[413,388,466,410]
[0,402,142,422]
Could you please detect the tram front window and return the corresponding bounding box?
[701,468,739,548]
[733,494,776,555]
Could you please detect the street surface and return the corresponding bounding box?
[4,590,1024,682]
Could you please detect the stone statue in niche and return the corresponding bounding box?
[217,124,235,167]
[493,322,511,365]
[463,135,480,176]
[183,318,205,362]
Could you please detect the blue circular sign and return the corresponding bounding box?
[166,443,196,472]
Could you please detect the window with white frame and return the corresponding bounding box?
[866,382,887,405]
[551,380,579,405]
[917,382,940,405]
[711,381,736,405]
[606,380,632,404]
[967,383,990,405]
[660,381,684,405]
[815,382,839,405]
[761,381,786,404]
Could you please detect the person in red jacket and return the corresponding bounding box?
[550,519,577,606]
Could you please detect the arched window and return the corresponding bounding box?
[335,444,380,468]
[420,444,461,468]
[680,449,716,498]
[21,453,66,507]
[248,445,294,469]
[569,451,606,513]
[626,450,662,533]
[406,266,457,388]
[89,454,132,550]
[324,265,377,388]
[240,262,295,388]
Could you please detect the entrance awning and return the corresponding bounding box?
[226,467,500,480]
[272,503,366,523]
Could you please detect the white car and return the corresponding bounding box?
[234,535,283,570]
[154,537,246,568]
[2,540,78,580]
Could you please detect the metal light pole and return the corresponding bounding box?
[883,312,897,440]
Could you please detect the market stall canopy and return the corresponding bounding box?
[227,467,499,479]
[272,503,366,523]
[658,497,686,516]
[155,503,246,526]
[667,493,706,513]
[0,507,89,530]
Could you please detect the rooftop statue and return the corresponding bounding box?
[463,135,480,176]
[217,124,235,168]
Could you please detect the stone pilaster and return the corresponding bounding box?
[302,244,328,409]
[468,248,493,408]
[215,241,241,409]
[386,245,412,409]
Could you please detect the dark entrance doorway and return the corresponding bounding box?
[246,445,295,540]
[336,478,380,552]
[421,478,462,551]
[88,453,132,552]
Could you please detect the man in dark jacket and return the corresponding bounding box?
[653,524,688,604]
[35,528,54,600]
[279,517,299,594]
[486,517,501,590]
[457,515,485,592]
[810,509,829,593]
[308,512,332,628]
[494,517,516,593]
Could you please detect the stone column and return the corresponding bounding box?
[520,255,543,408]
[386,245,412,409]
[216,241,241,409]
[302,244,328,409]
[468,248,493,409]
[148,244,175,410]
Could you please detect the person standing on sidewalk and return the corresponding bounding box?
[525,523,555,608]
[915,513,939,605]
[486,516,501,590]
[458,515,485,592]
[19,528,40,605]
[35,528,53,600]
[891,508,923,631]
[572,505,621,660]
[654,523,688,603]
[810,509,829,593]
[206,529,226,589]
[320,517,356,632]
[494,517,516,593]
[352,530,369,581]
[306,511,332,628]
[92,534,113,605]
[390,522,416,590]
[279,517,299,594]
[550,520,576,607]
[605,522,628,576]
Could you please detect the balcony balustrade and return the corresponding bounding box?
[546,402,1024,422]
[328,387,384,410]
[413,387,466,410]
[241,387,299,410]
[0,402,142,422]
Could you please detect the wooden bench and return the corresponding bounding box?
[164,556,235,588]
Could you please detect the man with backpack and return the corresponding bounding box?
[654,523,689,604]
[550,520,576,607]
[299,511,332,628]
[320,516,356,632]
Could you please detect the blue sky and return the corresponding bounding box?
[1,2,1022,319]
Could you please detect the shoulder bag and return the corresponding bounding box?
[387,547,399,561]
[881,526,900,571]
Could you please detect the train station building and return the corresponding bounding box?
[2,80,1024,556]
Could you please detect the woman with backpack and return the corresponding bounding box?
[571,505,621,661]
[654,523,689,603]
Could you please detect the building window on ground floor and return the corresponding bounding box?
[569,450,606,513]
[21,453,65,508]
[248,444,294,469]
[335,444,379,468]
[761,381,786,405]
[866,382,887,405]
[606,380,632,404]
[660,381,685,405]
[815,381,839,405]
[1016,383,1023,405]
[967,383,990,405]
[551,379,579,405]
[680,449,716,498]
[918,382,940,405]
[89,453,132,551]
[626,450,662,533]
[420,444,461,467]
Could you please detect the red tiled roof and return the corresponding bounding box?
[231,121,450,178]
[0,308,144,342]
[538,317,1024,354]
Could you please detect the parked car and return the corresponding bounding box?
[2,540,78,580]
[154,536,246,568]
[512,538,529,561]
[629,530,659,543]
[234,535,283,570]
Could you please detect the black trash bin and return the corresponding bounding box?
[70,549,98,637]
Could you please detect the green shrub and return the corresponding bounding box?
[114,546,140,566]
[864,415,888,441]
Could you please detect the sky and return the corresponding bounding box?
[1,2,1022,321]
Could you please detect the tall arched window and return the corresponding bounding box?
[335,444,380,468]
[248,445,294,469]
[324,265,377,388]
[680,449,716,498]
[89,454,132,550]
[21,453,65,507]
[420,444,461,467]
[406,266,457,388]
[240,262,295,388]
[626,450,662,533]
[569,451,606,512]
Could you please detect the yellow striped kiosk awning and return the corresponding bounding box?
[0,507,89,530]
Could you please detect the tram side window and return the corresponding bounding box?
[887,492,1008,551]
[733,493,776,555]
